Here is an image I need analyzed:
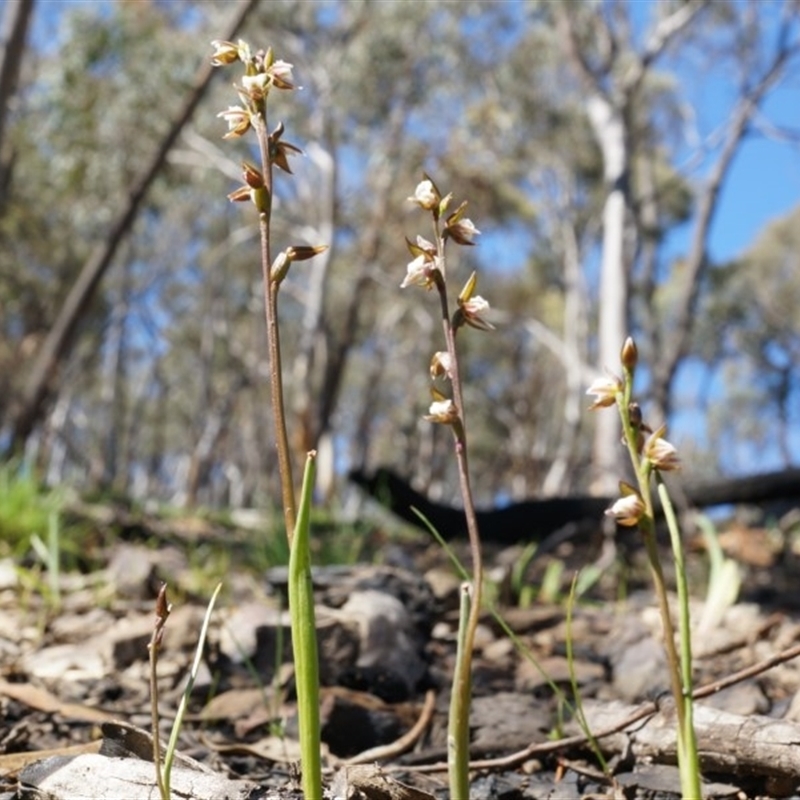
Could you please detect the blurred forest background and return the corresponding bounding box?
[0,0,799,512]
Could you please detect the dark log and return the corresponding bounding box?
[349,467,800,544]
[688,467,800,507]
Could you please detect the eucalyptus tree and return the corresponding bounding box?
[0,0,34,209]
[549,0,800,490]
[0,0,255,470]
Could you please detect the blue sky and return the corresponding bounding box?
[708,122,800,262]
[676,56,800,265]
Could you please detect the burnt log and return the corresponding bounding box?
[349,467,800,545]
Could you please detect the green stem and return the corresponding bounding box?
[289,452,322,800]
[448,583,473,800]
[616,389,685,737]
[616,369,701,796]
[658,478,702,799]
[162,582,223,795]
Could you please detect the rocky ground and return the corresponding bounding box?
[1,498,800,799]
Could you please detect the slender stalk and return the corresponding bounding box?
[658,478,702,799]
[253,112,296,540]
[162,582,223,794]
[149,644,167,800]
[448,583,473,800]
[433,224,484,799]
[212,44,324,800]
[613,353,701,796]
[147,583,170,800]
[433,226,483,612]
[617,389,685,736]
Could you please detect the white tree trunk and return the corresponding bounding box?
[587,96,629,495]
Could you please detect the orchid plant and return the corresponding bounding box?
[211,38,327,800]
[403,175,491,799]
[588,337,702,798]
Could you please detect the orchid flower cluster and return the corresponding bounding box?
[586,337,680,526]
[403,177,492,431]
[211,39,327,288]
[211,39,327,540]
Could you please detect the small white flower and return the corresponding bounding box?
[425,398,458,425]
[400,255,439,289]
[586,373,622,410]
[408,180,438,210]
[460,294,493,331]
[446,216,481,245]
[268,59,295,89]
[463,295,489,316]
[644,425,680,471]
[210,39,243,66]
[414,235,437,254]
[241,72,270,99]
[605,493,644,527]
[217,105,251,138]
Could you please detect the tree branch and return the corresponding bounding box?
[652,24,798,414]
[5,0,259,454]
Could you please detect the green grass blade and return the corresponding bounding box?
[289,452,322,800]
[162,581,223,794]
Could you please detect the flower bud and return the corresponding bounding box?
[241,72,271,101]
[227,185,252,203]
[446,216,481,246]
[271,139,302,174]
[270,251,290,284]
[438,191,454,218]
[270,245,328,284]
[401,254,440,290]
[444,201,481,245]
[454,272,494,331]
[268,59,296,90]
[242,161,264,189]
[286,245,329,262]
[621,336,638,370]
[406,236,437,258]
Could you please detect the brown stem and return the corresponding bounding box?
[433,237,483,708]
[254,112,296,539]
[434,235,483,612]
